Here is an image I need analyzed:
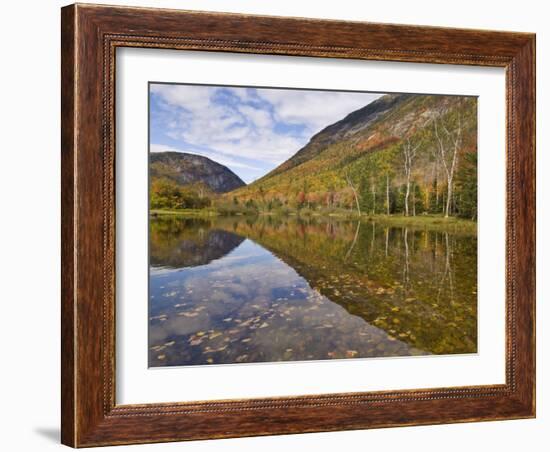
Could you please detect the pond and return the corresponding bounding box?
[149,215,477,367]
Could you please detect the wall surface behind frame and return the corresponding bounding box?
[0,0,546,451]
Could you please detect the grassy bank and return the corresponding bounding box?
[150,208,476,234]
[361,214,477,234]
[150,208,220,217]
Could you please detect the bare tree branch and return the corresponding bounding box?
[345,171,361,217]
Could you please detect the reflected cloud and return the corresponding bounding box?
[149,216,477,366]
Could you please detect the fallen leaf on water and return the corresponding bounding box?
[157,354,165,360]
[150,314,167,321]
[178,312,199,317]
[203,345,228,353]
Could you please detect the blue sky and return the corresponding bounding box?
[150,83,381,183]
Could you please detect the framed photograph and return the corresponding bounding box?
[61,3,535,447]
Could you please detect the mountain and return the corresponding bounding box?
[230,93,477,219]
[268,93,411,177]
[150,152,245,193]
[150,217,245,268]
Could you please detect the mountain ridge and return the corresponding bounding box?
[229,92,477,219]
[265,93,412,178]
[150,151,246,193]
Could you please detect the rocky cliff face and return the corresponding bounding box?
[269,94,412,177]
[150,152,245,193]
[230,93,477,218]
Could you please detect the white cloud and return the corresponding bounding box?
[225,87,254,103]
[257,89,382,134]
[150,84,381,170]
[151,84,304,164]
[238,104,273,129]
[150,84,212,111]
[150,143,261,172]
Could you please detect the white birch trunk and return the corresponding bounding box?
[402,138,419,217]
[434,115,462,218]
[386,173,390,215]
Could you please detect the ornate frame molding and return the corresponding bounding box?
[62,4,535,447]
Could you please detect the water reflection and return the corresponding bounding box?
[150,216,245,268]
[149,216,477,366]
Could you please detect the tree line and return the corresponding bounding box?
[149,100,477,221]
[345,105,477,220]
[150,178,211,210]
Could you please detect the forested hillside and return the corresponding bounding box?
[229,94,477,220]
[150,152,245,210]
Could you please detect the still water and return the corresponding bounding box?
[149,216,477,367]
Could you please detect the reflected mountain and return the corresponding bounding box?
[149,215,477,366]
[150,216,245,268]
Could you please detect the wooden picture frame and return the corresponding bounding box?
[61,3,535,447]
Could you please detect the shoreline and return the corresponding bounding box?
[150,209,477,234]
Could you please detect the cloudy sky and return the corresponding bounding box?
[150,83,381,183]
